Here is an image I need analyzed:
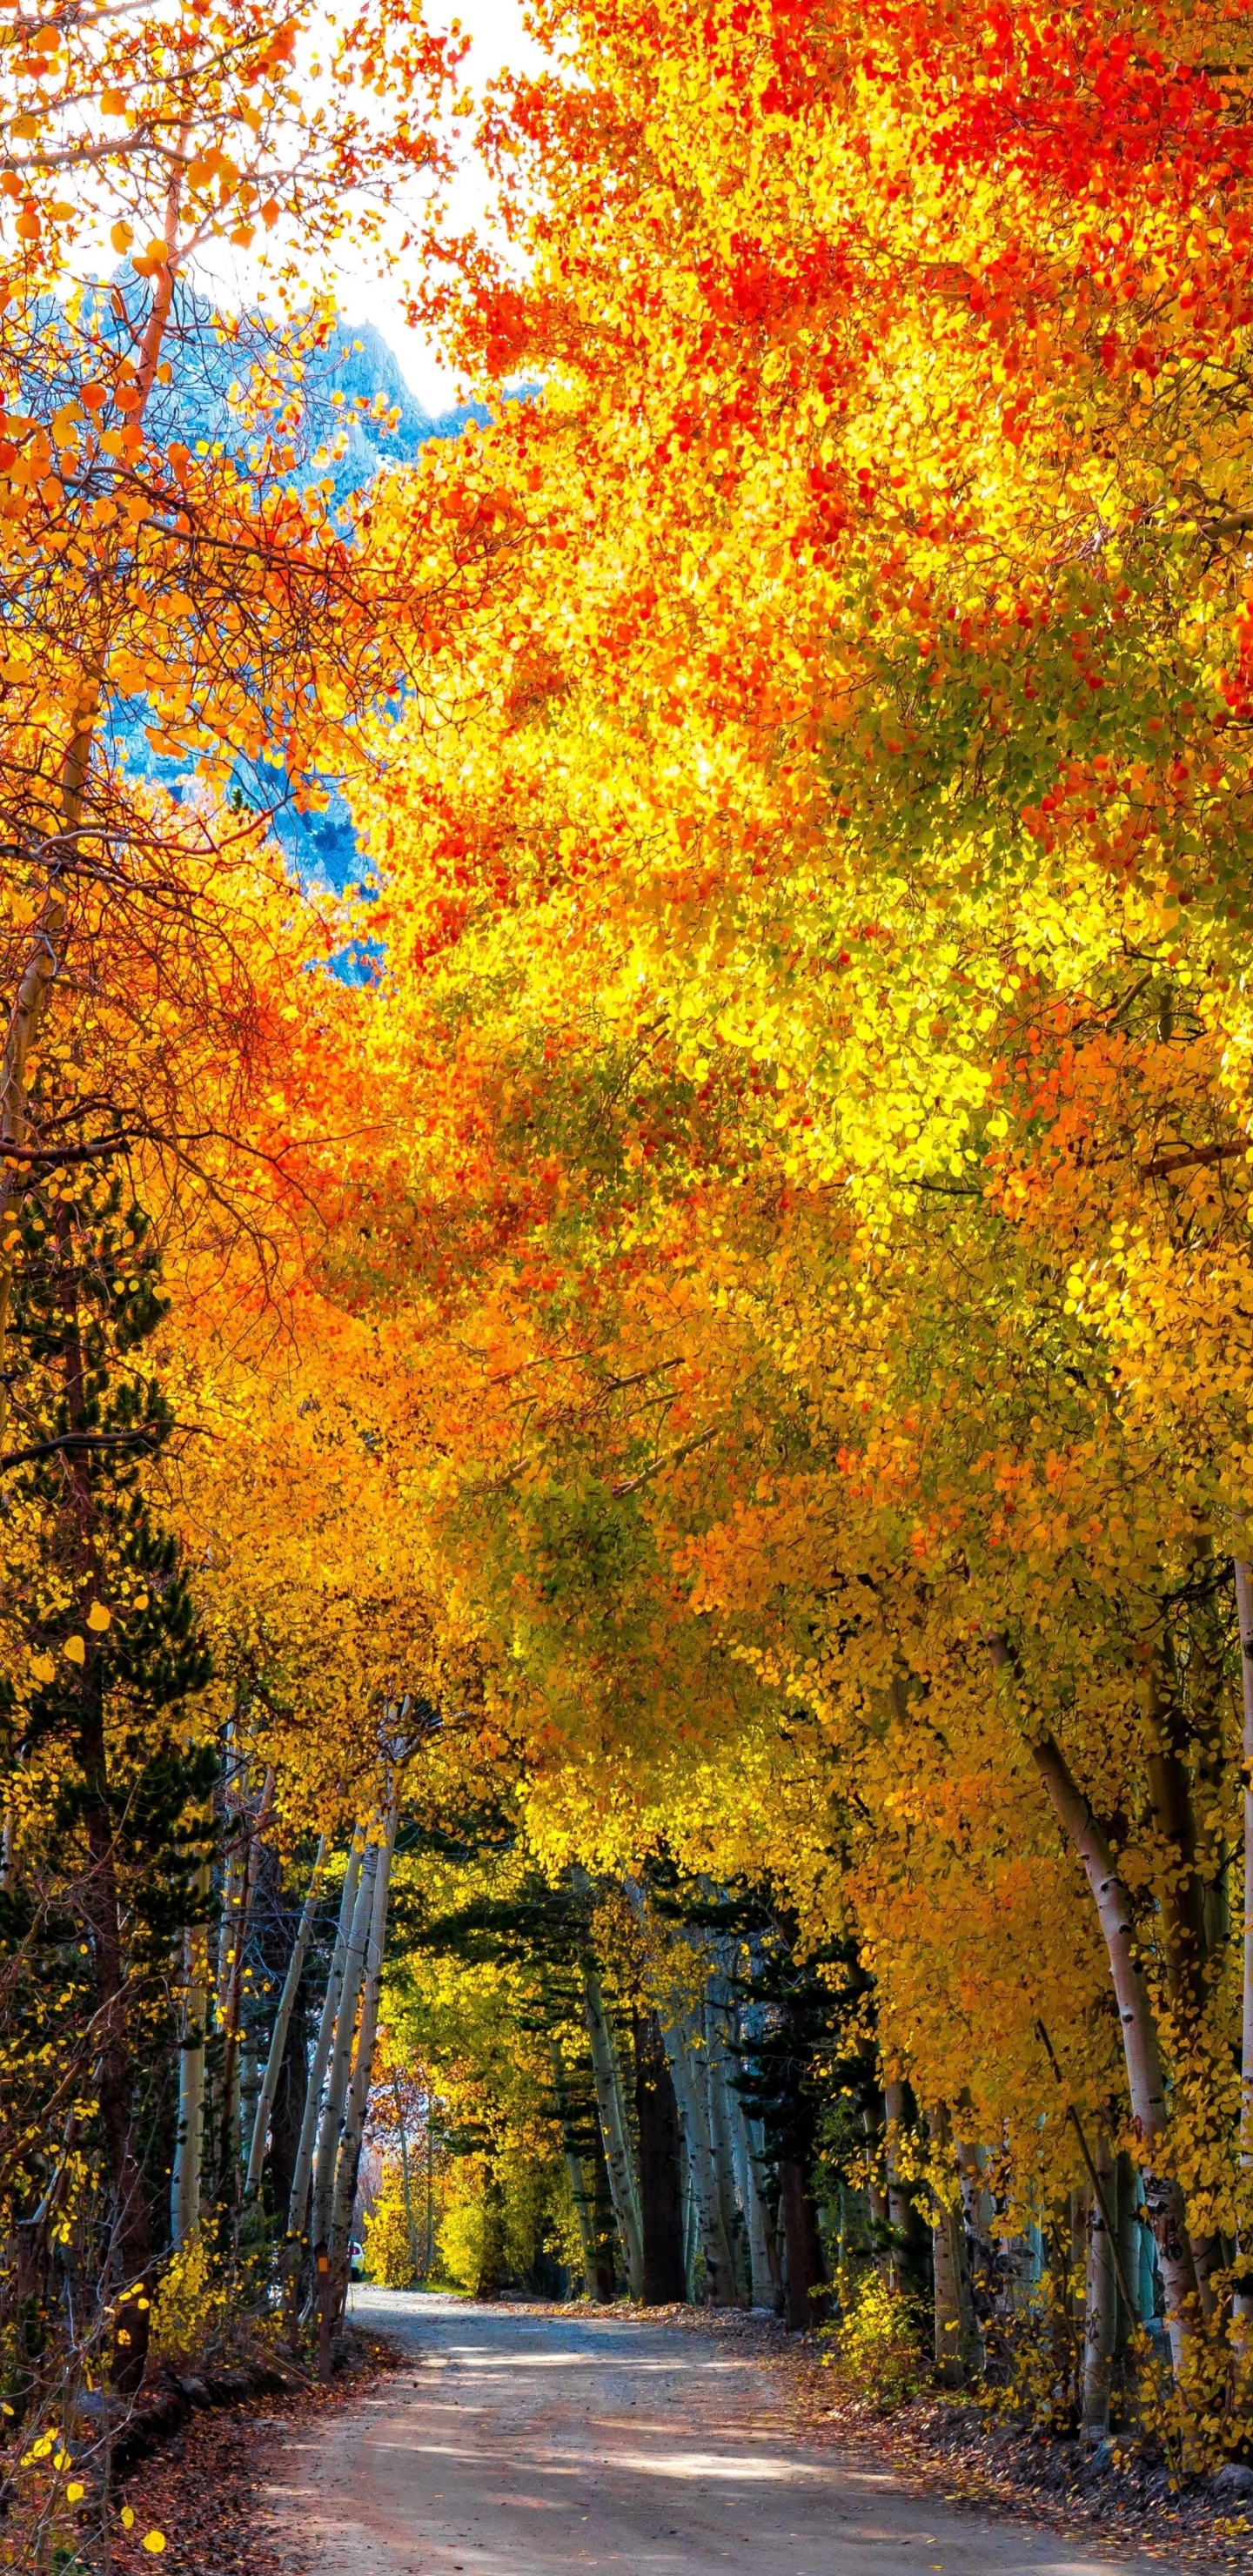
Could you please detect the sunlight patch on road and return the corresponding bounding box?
[600,2452,832,2483]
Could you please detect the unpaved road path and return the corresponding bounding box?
[264,2285,1188,2576]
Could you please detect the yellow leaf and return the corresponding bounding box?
[64,1636,85,1665]
[121,2506,135,2530]
[67,2482,84,2503]
[86,1602,111,1632]
[142,2534,167,2554]
[30,1654,55,1683]
[110,220,133,253]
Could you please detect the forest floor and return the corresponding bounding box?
[190,2284,1220,2574]
[102,2325,400,2576]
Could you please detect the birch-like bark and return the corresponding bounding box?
[287,1833,363,2239]
[330,1804,399,2286]
[884,2080,916,2290]
[246,1836,326,2198]
[1235,1560,1253,2325]
[988,1638,1197,2368]
[741,1942,782,2305]
[681,2143,698,2293]
[583,1965,645,2297]
[216,1768,274,2200]
[929,2106,976,2387]
[1115,2150,1142,2351]
[955,2137,990,2367]
[704,1993,744,2299]
[171,1862,211,2249]
[395,2076,420,2277]
[312,1839,378,2253]
[932,2200,967,2388]
[728,2088,774,2308]
[660,2011,738,2303]
[1082,2132,1117,2434]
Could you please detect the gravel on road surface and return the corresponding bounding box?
[257,2286,1191,2576]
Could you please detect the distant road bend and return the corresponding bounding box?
[260,2286,1187,2576]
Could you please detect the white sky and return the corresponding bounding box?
[332,0,546,412]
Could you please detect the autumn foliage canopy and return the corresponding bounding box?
[8,0,1253,2544]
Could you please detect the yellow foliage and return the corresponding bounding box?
[148,2237,230,2366]
[363,2160,421,2291]
[822,2270,929,2414]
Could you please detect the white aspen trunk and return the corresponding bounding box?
[988,1638,1197,2370]
[929,2107,975,2387]
[312,1839,379,2254]
[704,1994,744,2300]
[932,2203,966,2387]
[884,2079,913,2290]
[287,1834,363,2239]
[330,1806,399,2283]
[1082,2132,1116,2434]
[728,2086,774,2308]
[216,1768,274,2190]
[246,1836,326,2197]
[740,1945,781,2305]
[239,2037,259,2177]
[171,1865,211,2249]
[660,2011,737,2304]
[583,1965,645,2297]
[1115,2150,1142,2350]
[395,2076,420,2277]
[955,2137,989,2368]
[680,2136,697,2295]
[1235,1560,1253,2325]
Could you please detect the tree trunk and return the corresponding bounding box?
[704,1988,746,2302]
[269,1988,309,2231]
[955,2137,991,2366]
[312,1839,378,2257]
[583,1966,645,2298]
[246,1836,325,2197]
[884,2080,928,2291]
[216,1766,274,2210]
[932,2201,968,2389]
[1114,2150,1142,2356]
[287,1832,363,2240]
[988,1639,1197,2370]
[660,2012,738,2304]
[330,1805,399,2304]
[929,2106,976,2387]
[396,2078,420,2280]
[739,2110,781,2310]
[171,1862,211,2250]
[1143,1653,1209,2023]
[778,2155,828,2331]
[1082,2130,1116,2435]
[634,2010,687,2304]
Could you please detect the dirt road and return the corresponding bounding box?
[264,2286,1187,2575]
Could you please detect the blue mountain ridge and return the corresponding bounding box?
[101,276,497,891]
